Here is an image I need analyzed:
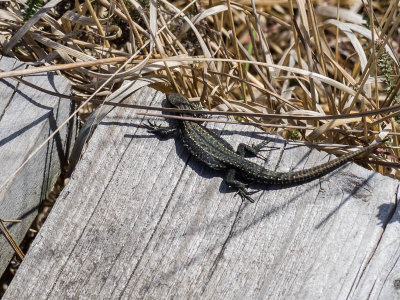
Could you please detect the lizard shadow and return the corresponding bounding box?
[166,125,342,200]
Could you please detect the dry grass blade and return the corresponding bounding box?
[0,220,24,261]
[2,0,63,54]
[315,6,365,25]
[0,57,128,78]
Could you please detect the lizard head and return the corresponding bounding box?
[166,93,204,117]
[166,93,189,107]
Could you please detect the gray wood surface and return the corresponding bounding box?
[0,56,76,276]
[4,86,399,299]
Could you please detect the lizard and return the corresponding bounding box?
[145,93,386,202]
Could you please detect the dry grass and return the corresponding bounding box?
[0,0,400,293]
[1,0,398,165]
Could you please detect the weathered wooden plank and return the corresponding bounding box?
[350,194,400,299]
[3,86,399,299]
[0,55,76,276]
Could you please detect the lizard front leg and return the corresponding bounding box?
[226,169,259,203]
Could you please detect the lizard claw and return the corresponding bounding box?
[236,187,260,203]
[143,121,161,133]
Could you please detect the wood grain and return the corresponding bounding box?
[4,86,399,299]
[0,56,76,276]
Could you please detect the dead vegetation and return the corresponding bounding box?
[1,0,399,165]
[0,0,400,293]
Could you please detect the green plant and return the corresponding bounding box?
[377,40,395,93]
[23,0,44,20]
[287,129,300,140]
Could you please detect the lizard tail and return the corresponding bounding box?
[270,140,385,184]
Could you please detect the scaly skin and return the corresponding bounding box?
[146,93,384,202]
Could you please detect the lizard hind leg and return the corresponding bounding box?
[226,169,259,203]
